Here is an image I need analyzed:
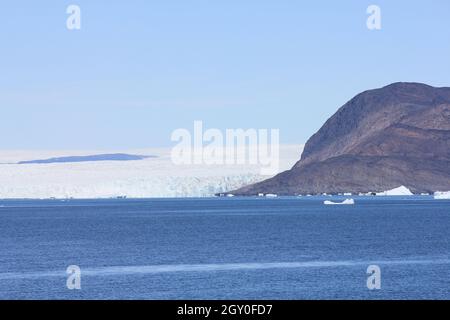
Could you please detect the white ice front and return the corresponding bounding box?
[0,145,303,199]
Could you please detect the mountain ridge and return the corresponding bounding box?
[231,82,450,195]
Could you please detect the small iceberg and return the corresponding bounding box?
[324,199,355,205]
[434,191,450,200]
[376,186,413,196]
[359,191,377,196]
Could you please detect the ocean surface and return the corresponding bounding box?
[0,196,449,300]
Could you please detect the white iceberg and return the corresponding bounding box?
[376,186,413,196]
[265,194,278,198]
[359,191,377,196]
[324,199,355,205]
[434,191,450,200]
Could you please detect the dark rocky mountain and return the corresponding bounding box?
[232,82,450,195]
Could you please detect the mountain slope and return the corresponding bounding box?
[232,82,450,195]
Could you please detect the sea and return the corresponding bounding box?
[0,196,449,300]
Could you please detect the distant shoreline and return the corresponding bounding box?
[0,194,439,201]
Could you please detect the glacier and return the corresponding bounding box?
[0,145,303,199]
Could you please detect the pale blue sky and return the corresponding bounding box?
[1,0,450,149]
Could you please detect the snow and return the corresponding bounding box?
[434,191,450,200]
[324,199,355,205]
[376,186,413,196]
[0,145,303,199]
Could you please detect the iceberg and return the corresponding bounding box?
[265,194,278,198]
[376,186,413,196]
[434,191,450,200]
[324,199,355,205]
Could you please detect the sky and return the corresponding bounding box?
[1,0,450,149]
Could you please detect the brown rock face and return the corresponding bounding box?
[232,82,450,195]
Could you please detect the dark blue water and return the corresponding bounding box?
[0,197,449,299]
